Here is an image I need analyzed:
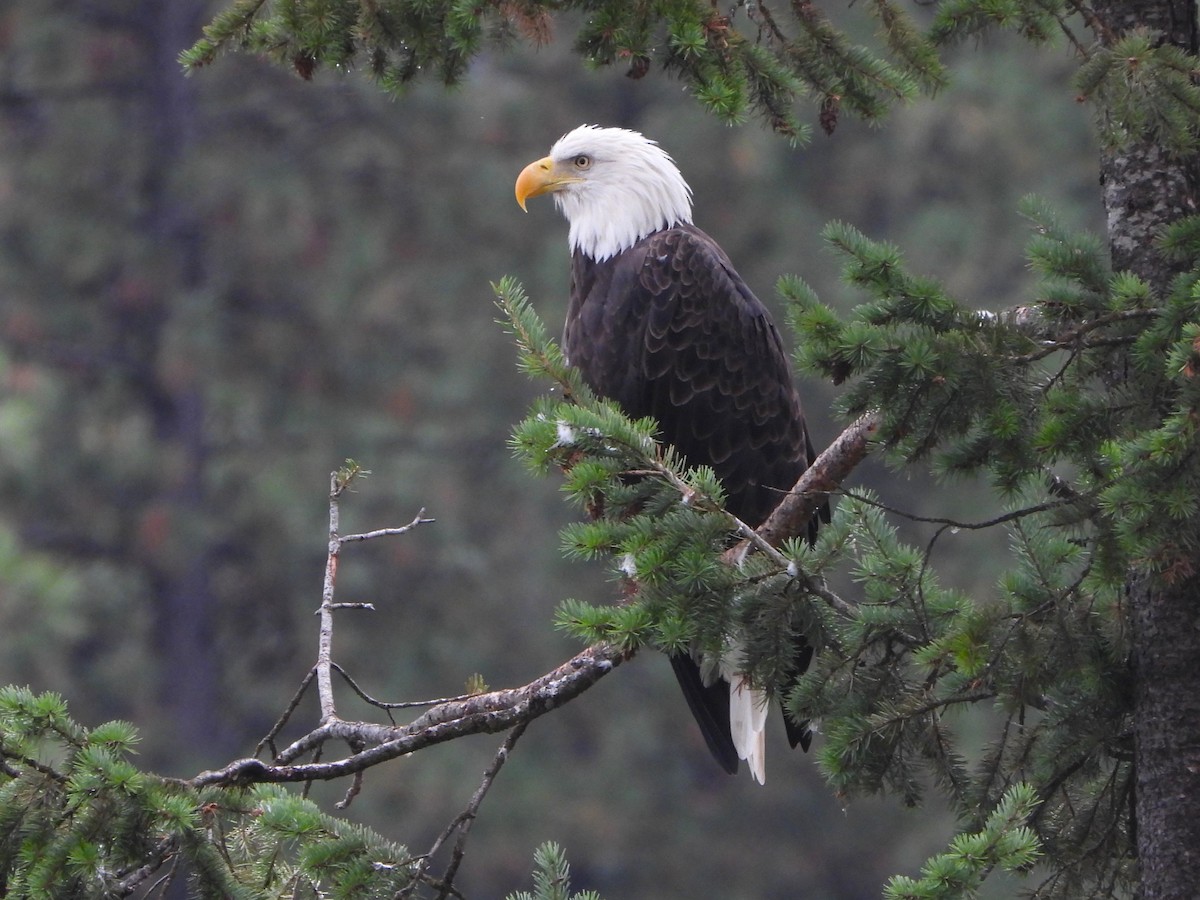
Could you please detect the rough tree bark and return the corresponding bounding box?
[1089,0,1200,894]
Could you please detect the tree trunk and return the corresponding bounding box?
[1126,573,1200,896]
[1090,0,1200,894]
[140,0,230,760]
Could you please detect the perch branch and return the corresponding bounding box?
[757,410,880,549]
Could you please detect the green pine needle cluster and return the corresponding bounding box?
[183,0,952,136]
[929,0,1065,46]
[1077,31,1200,154]
[181,0,509,89]
[788,219,1055,485]
[794,494,980,809]
[884,783,1042,899]
[0,687,418,898]
[785,199,1200,547]
[779,201,1200,893]
[506,842,603,900]
[217,785,417,898]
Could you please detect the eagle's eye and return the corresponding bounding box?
[572,154,592,170]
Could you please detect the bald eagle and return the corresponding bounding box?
[515,125,825,783]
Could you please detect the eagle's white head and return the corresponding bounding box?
[515,125,694,262]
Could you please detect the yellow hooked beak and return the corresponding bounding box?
[515,155,582,211]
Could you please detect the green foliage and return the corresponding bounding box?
[506,841,603,900]
[0,688,419,897]
[186,0,948,136]
[785,2,924,124]
[929,0,1065,46]
[496,278,821,696]
[190,0,1200,156]
[884,783,1042,899]
[788,220,1053,484]
[183,0,490,87]
[494,187,1200,895]
[780,203,1200,894]
[219,785,418,897]
[794,495,978,809]
[1077,31,1200,154]
[495,275,594,412]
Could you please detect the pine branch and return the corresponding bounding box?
[506,841,603,900]
[885,783,1042,899]
[184,0,947,136]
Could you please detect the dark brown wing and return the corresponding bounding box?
[566,225,824,773]
[567,225,817,526]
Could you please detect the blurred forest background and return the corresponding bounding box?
[0,1,1103,897]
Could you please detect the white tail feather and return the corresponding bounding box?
[705,642,772,784]
[729,677,769,785]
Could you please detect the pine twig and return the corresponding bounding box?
[437,723,529,898]
[255,666,317,759]
[398,723,530,899]
[330,661,475,716]
[340,511,434,543]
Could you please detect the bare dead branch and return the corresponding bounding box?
[188,642,626,789]
[337,768,364,809]
[113,837,176,896]
[144,851,182,899]
[437,723,529,898]
[301,743,324,800]
[317,470,343,721]
[838,482,1087,532]
[340,509,434,543]
[330,662,475,715]
[317,469,433,724]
